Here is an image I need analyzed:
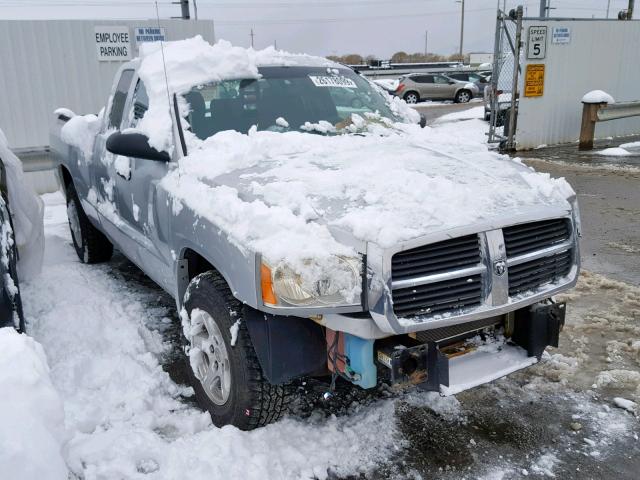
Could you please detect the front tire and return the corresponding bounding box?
[183,271,291,430]
[455,89,472,103]
[403,91,419,104]
[65,183,113,264]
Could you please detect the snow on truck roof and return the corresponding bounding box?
[137,35,340,94]
[135,36,349,153]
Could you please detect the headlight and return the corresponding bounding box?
[262,256,362,307]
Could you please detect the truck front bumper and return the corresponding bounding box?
[376,301,566,394]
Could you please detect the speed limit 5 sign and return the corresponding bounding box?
[527,26,547,59]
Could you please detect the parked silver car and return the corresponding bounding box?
[395,73,479,104]
[447,71,490,94]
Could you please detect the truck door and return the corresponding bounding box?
[113,78,174,290]
[91,68,135,237]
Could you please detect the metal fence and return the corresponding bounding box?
[487,7,523,149]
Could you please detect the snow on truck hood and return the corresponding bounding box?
[162,122,575,268]
[134,37,573,283]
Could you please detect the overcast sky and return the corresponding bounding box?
[0,0,632,57]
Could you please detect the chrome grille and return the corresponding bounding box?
[393,275,482,318]
[391,235,482,318]
[508,249,573,296]
[505,218,573,296]
[503,218,570,257]
[392,235,480,281]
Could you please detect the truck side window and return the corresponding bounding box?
[108,69,134,129]
[131,80,149,125]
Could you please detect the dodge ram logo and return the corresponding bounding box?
[493,260,507,276]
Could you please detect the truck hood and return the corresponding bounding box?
[162,123,575,263]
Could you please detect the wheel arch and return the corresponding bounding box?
[176,245,258,311]
[177,247,328,385]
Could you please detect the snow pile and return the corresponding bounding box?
[432,105,484,123]
[537,353,579,384]
[372,78,399,91]
[594,147,631,156]
[0,128,44,281]
[613,397,637,413]
[60,111,103,161]
[595,369,640,389]
[529,453,559,477]
[581,90,615,104]
[0,328,68,479]
[619,140,640,149]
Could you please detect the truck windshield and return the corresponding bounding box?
[183,66,398,139]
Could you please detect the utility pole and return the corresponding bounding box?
[250,28,255,48]
[619,0,635,19]
[539,0,547,18]
[606,0,611,18]
[459,0,465,58]
[172,0,190,19]
[424,30,428,57]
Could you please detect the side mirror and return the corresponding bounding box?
[419,114,427,128]
[448,80,456,85]
[106,132,170,162]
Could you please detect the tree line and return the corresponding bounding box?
[326,52,470,65]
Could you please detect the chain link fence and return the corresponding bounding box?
[487,8,523,149]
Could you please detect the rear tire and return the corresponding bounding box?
[403,91,419,104]
[455,89,472,103]
[182,271,291,430]
[65,183,113,264]
[0,196,24,332]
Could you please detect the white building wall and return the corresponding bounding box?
[0,19,215,151]
[516,19,640,150]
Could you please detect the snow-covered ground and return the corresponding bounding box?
[15,192,421,479]
[3,113,639,480]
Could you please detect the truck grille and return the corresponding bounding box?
[391,235,482,318]
[508,250,573,296]
[505,218,574,296]
[392,275,483,318]
[391,235,481,281]
[503,218,570,257]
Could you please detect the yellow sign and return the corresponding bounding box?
[524,64,545,97]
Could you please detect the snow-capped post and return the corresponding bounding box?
[579,90,615,151]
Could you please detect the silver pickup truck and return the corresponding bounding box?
[51,39,580,430]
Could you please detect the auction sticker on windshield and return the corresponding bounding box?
[309,75,357,88]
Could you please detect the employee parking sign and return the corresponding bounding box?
[95,26,131,61]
